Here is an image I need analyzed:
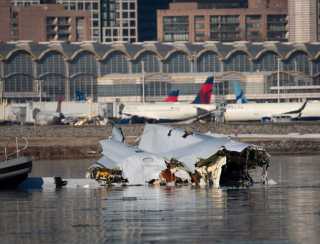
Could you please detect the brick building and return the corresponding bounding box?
[0,1,12,42]
[157,0,288,42]
[0,2,91,42]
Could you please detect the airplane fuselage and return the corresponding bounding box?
[122,102,217,122]
[224,101,320,122]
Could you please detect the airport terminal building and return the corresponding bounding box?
[1,40,320,109]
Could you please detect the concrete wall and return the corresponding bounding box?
[0,101,102,123]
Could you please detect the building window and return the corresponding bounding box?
[283,51,310,75]
[245,15,262,41]
[144,81,170,99]
[224,51,251,72]
[163,16,189,42]
[313,58,320,75]
[267,15,287,41]
[76,17,85,41]
[93,20,99,27]
[163,51,190,73]
[266,72,296,93]
[100,51,129,74]
[4,51,34,93]
[123,12,128,18]
[37,51,65,76]
[132,51,160,73]
[70,75,97,101]
[254,51,279,72]
[214,80,231,96]
[197,51,221,72]
[41,74,66,101]
[78,3,83,10]
[69,51,97,76]
[210,15,240,41]
[194,16,205,42]
[92,3,99,10]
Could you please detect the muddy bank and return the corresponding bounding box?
[1,122,320,160]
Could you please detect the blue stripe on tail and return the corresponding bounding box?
[233,82,248,104]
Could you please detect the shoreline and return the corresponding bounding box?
[1,123,320,160]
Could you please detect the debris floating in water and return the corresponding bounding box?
[87,124,271,187]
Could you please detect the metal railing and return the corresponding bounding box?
[1,137,29,162]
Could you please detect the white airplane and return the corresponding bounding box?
[224,83,320,122]
[120,76,217,123]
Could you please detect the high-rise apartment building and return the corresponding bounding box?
[56,0,101,42]
[157,0,288,42]
[288,0,319,42]
[9,0,162,42]
[101,0,137,42]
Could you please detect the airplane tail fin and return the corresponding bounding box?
[163,89,179,102]
[192,76,214,104]
[233,81,248,104]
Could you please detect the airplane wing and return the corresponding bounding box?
[181,107,216,124]
[283,100,308,116]
[121,112,160,121]
[263,100,309,121]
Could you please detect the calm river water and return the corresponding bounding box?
[1,155,320,244]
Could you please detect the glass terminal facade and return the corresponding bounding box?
[1,41,320,103]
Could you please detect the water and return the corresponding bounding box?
[1,156,320,244]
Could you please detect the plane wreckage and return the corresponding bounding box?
[87,124,271,187]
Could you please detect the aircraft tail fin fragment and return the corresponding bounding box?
[163,89,179,102]
[111,125,125,143]
[192,76,214,104]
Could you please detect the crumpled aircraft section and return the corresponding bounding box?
[87,124,271,187]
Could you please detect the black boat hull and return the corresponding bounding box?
[0,158,32,189]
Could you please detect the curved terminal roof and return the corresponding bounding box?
[1,41,320,61]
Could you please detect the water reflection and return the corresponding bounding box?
[0,156,320,243]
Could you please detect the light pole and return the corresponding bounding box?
[277,58,281,103]
[141,61,145,103]
[38,79,42,103]
[0,79,3,104]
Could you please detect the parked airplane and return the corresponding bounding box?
[119,76,217,123]
[224,83,320,122]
